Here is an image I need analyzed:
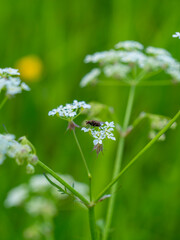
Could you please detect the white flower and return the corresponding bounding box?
[84,50,120,64]
[93,139,102,145]
[25,196,57,217]
[1,68,20,76]
[82,41,180,86]
[172,32,180,39]
[104,63,131,79]
[0,72,30,96]
[80,68,101,87]
[115,40,144,51]
[82,121,116,146]
[29,175,50,192]
[48,100,91,120]
[146,46,171,56]
[0,134,16,164]
[21,82,30,91]
[81,127,91,132]
[4,184,29,207]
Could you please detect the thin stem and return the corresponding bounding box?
[137,80,179,86]
[72,129,95,239]
[95,110,180,202]
[102,85,136,240]
[0,96,8,110]
[72,129,92,179]
[98,80,179,87]
[89,177,92,201]
[88,206,97,240]
[37,160,90,206]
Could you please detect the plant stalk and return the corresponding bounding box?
[37,160,90,206]
[96,110,180,202]
[72,129,92,179]
[102,85,136,240]
[88,206,97,240]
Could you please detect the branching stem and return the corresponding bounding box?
[37,160,90,206]
[95,110,180,203]
[102,85,136,240]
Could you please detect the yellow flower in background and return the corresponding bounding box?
[15,55,43,82]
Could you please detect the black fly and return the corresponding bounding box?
[86,120,104,127]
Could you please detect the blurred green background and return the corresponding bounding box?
[0,0,180,239]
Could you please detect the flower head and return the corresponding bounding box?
[82,121,116,156]
[0,68,30,96]
[0,133,38,173]
[81,41,180,86]
[48,100,91,121]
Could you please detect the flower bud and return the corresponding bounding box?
[15,157,24,165]
[27,154,38,165]
[26,164,35,174]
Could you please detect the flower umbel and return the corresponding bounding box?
[0,134,38,174]
[48,100,91,119]
[80,40,180,86]
[82,121,116,156]
[0,68,30,96]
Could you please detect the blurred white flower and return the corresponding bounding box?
[0,133,38,173]
[146,46,171,56]
[4,184,29,207]
[82,41,180,86]
[0,67,20,76]
[115,40,144,51]
[25,197,57,217]
[104,63,131,79]
[80,68,101,87]
[172,32,180,39]
[29,175,50,192]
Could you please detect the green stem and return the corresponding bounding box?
[95,110,180,202]
[0,96,8,110]
[98,80,179,87]
[72,130,95,239]
[102,85,136,240]
[72,130,92,179]
[88,206,97,240]
[37,160,90,206]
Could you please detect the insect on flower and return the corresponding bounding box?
[86,120,104,127]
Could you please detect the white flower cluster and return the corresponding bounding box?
[80,40,180,87]
[172,32,180,39]
[0,68,30,96]
[104,63,131,79]
[82,121,116,146]
[48,100,91,120]
[4,173,89,239]
[115,40,144,51]
[0,134,38,173]
[5,174,89,209]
